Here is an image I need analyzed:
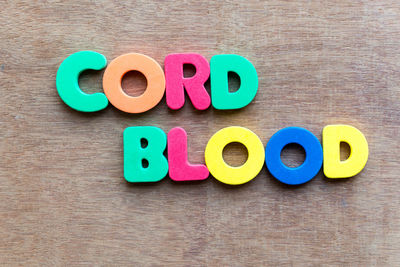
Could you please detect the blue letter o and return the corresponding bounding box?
[265,127,323,185]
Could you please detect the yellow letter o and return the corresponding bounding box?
[205,126,265,185]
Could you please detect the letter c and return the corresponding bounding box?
[56,51,108,112]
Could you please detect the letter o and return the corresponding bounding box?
[103,53,166,113]
[205,126,265,185]
[265,127,323,185]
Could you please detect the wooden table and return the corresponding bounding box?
[1,1,399,265]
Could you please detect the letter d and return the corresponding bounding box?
[210,54,258,110]
[323,125,368,178]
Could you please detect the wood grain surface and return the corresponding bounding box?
[1,1,399,266]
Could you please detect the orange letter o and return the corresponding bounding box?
[103,53,166,113]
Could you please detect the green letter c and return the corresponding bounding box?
[56,51,108,112]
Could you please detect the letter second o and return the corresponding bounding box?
[205,126,265,185]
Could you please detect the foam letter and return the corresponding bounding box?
[167,127,209,181]
[205,126,264,185]
[265,127,323,185]
[103,53,165,113]
[56,51,108,112]
[210,54,258,110]
[323,125,368,178]
[165,53,210,110]
[124,126,168,182]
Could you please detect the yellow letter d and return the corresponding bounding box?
[323,125,368,178]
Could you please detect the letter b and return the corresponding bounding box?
[123,126,168,182]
